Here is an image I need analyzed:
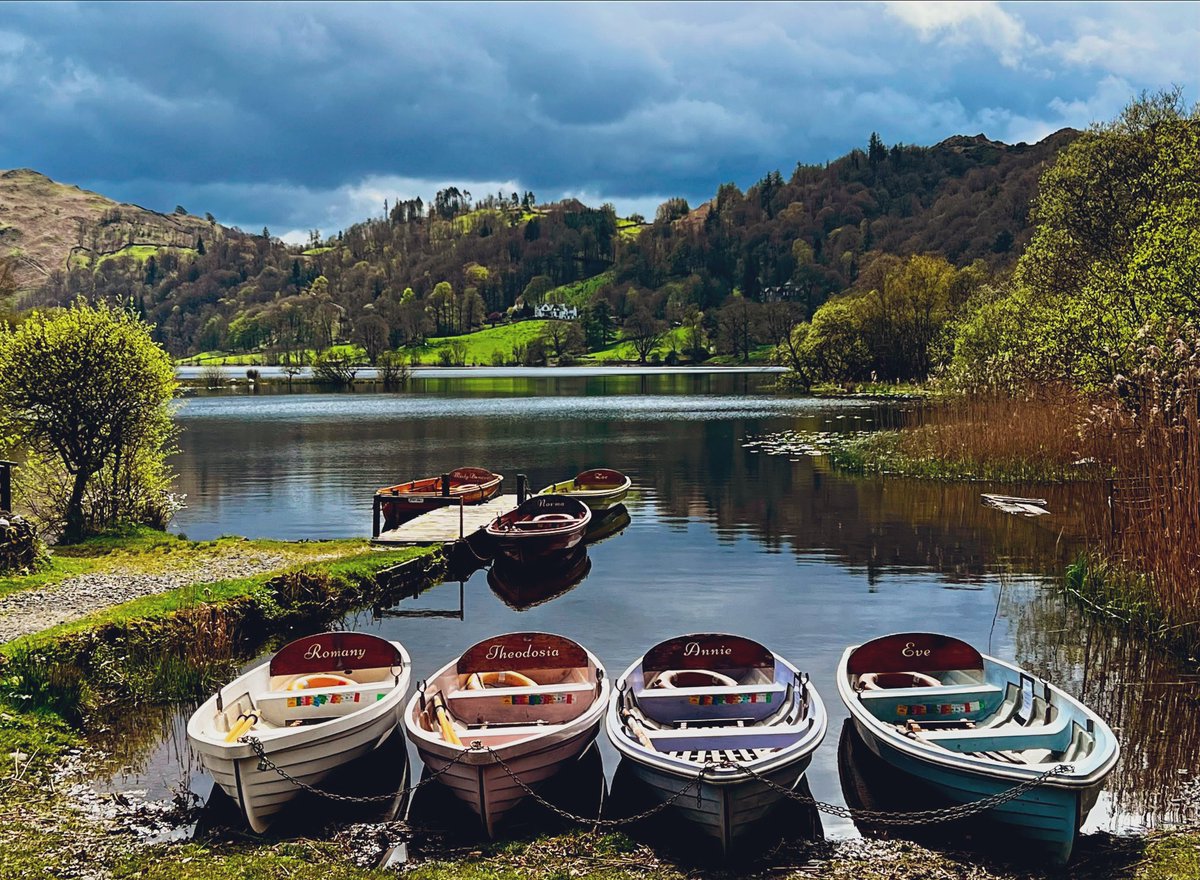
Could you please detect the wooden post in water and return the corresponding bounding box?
[0,461,13,514]
[372,494,381,538]
[517,474,527,504]
[441,473,451,497]
[459,498,464,538]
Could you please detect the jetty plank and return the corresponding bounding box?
[374,494,516,545]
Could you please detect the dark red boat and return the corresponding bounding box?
[377,466,503,531]
[484,496,591,564]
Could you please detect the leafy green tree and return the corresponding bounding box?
[582,299,615,348]
[0,302,178,540]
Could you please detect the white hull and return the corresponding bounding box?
[187,641,411,833]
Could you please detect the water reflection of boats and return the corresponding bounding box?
[606,634,827,855]
[487,548,591,610]
[837,632,1119,865]
[583,503,631,546]
[186,631,411,833]
[404,632,609,838]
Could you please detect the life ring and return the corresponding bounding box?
[288,673,355,690]
[858,671,941,690]
[465,670,538,689]
[651,669,738,689]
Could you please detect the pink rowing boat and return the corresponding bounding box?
[403,632,609,837]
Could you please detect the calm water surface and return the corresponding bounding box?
[101,374,1200,844]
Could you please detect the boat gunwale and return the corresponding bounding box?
[536,473,632,502]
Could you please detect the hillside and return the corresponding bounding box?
[0,169,225,292]
[10,128,1078,357]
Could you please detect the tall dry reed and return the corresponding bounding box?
[896,385,1104,482]
[1087,327,1200,651]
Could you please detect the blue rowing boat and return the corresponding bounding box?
[837,633,1119,865]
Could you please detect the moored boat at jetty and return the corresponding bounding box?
[537,468,631,511]
[377,466,503,529]
[484,495,591,564]
[606,633,827,854]
[404,632,609,837]
[837,632,1119,865]
[186,631,411,833]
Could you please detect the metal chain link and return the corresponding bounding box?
[240,734,473,804]
[720,757,1075,826]
[482,744,715,827]
[485,744,1074,829]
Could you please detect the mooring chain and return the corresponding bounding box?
[240,735,473,804]
[481,744,714,827]
[722,758,1076,826]
[242,735,1072,826]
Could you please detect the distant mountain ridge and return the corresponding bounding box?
[0,168,226,292]
[4,127,1079,356]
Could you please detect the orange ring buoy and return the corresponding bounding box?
[651,669,738,689]
[288,673,355,690]
[466,670,537,689]
[858,671,941,690]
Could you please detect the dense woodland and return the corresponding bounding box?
[20,128,1076,372]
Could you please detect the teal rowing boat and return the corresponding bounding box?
[837,633,1119,865]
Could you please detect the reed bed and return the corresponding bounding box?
[1085,334,1200,654]
[891,386,1104,482]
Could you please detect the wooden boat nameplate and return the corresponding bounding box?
[450,466,498,483]
[457,632,588,673]
[643,634,775,673]
[269,631,403,676]
[575,468,625,487]
[847,632,984,675]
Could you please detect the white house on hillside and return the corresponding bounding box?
[533,303,580,320]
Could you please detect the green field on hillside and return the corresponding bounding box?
[543,270,615,306]
[402,320,554,364]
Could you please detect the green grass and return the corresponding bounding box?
[3,543,426,653]
[301,246,333,255]
[542,270,615,307]
[583,325,691,363]
[1137,833,1200,879]
[403,320,555,365]
[705,344,776,366]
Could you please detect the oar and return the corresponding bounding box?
[430,693,462,746]
[224,710,260,743]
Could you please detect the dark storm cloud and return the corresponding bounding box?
[0,2,1195,239]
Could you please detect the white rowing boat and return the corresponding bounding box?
[403,631,609,837]
[606,633,827,854]
[186,630,411,833]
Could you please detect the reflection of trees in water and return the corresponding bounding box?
[1007,580,1200,827]
[89,701,204,796]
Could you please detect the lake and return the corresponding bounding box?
[104,372,1200,847]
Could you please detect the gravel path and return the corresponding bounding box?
[0,550,288,643]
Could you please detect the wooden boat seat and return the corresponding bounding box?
[255,678,398,725]
[858,682,1005,724]
[445,680,594,725]
[636,682,788,725]
[919,710,1074,754]
[642,721,812,753]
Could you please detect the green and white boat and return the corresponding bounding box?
[537,468,630,511]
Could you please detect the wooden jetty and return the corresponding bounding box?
[374,495,516,545]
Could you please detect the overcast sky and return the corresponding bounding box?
[2,1,1196,242]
